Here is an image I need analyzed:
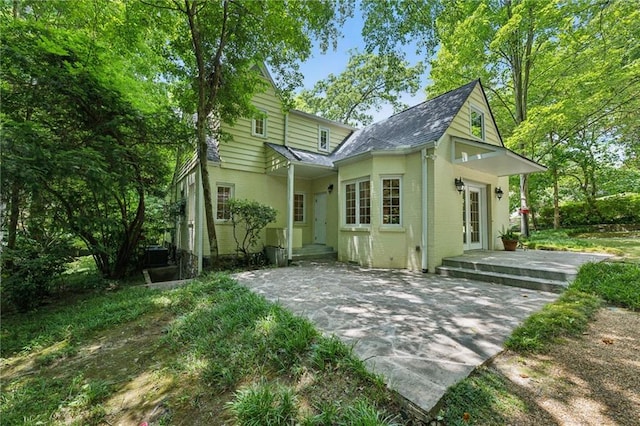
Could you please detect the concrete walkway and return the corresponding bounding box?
[234,259,561,416]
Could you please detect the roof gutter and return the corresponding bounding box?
[332,141,437,167]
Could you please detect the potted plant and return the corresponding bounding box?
[498,228,519,251]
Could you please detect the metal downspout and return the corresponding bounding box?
[287,162,294,263]
[421,148,428,273]
[196,166,204,274]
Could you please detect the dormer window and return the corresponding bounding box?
[318,127,330,152]
[470,107,484,140]
[252,111,267,137]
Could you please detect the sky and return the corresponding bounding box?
[296,7,432,124]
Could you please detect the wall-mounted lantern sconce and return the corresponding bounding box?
[495,187,504,200]
[327,184,334,194]
[455,177,465,193]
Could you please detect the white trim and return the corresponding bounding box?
[342,177,371,227]
[470,105,485,141]
[380,175,403,227]
[294,192,306,223]
[214,183,235,222]
[252,109,267,138]
[318,126,330,152]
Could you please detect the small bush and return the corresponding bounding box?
[228,198,277,264]
[571,262,640,310]
[1,232,74,311]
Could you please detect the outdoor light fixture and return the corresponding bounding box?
[455,177,465,193]
[327,184,334,194]
[495,186,504,200]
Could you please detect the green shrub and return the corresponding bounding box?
[228,381,298,425]
[228,198,277,263]
[571,262,640,310]
[1,232,74,312]
[538,193,640,227]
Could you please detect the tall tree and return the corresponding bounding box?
[1,20,180,278]
[295,50,424,126]
[141,0,350,262]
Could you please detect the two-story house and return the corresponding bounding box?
[173,68,544,274]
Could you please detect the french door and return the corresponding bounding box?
[463,184,486,250]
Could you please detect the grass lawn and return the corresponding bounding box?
[1,274,405,425]
[522,228,640,262]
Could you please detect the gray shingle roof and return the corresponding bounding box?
[265,143,334,168]
[331,80,478,161]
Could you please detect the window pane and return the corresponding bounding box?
[345,183,356,224]
[471,110,483,139]
[359,181,370,224]
[217,186,231,220]
[382,178,400,224]
[294,193,304,222]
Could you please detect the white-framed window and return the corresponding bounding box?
[470,106,485,140]
[344,178,370,226]
[318,126,330,152]
[252,110,267,137]
[381,176,402,225]
[294,192,305,223]
[216,183,234,220]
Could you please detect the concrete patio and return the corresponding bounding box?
[233,250,607,418]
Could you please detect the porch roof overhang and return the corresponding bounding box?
[265,143,337,179]
[452,138,546,176]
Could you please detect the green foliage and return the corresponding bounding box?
[438,367,527,426]
[505,288,601,352]
[497,227,519,241]
[229,198,278,261]
[538,193,640,227]
[571,262,640,311]
[1,20,181,278]
[229,381,299,425]
[296,50,424,126]
[1,232,74,312]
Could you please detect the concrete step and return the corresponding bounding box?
[292,244,337,260]
[441,257,576,282]
[436,266,568,293]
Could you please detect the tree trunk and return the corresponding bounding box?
[197,116,219,261]
[6,181,20,251]
[519,173,530,237]
[112,188,146,279]
[553,167,560,229]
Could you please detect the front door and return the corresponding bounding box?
[463,184,486,250]
[314,193,327,244]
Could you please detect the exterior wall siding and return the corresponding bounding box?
[447,85,501,146]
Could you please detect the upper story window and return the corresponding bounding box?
[318,127,330,152]
[470,107,485,140]
[344,178,370,226]
[216,184,234,221]
[294,193,305,223]
[381,177,402,225]
[252,111,267,137]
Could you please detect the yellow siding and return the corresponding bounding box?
[447,84,501,146]
[219,85,285,174]
[287,111,353,153]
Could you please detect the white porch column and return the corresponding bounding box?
[287,162,295,263]
[195,165,204,274]
[421,148,428,273]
